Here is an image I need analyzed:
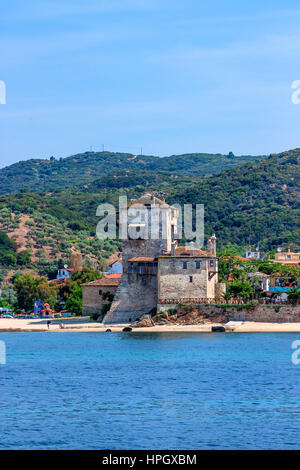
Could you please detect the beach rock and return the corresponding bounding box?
[123,327,132,332]
[154,318,169,325]
[130,315,154,328]
[211,326,226,332]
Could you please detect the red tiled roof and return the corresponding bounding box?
[105,273,122,279]
[222,255,250,262]
[81,278,120,287]
[174,247,208,256]
[159,247,209,258]
[128,257,156,262]
[127,194,171,208]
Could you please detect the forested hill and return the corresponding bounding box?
[0,149,298,273]
[169,149,300,249]
[0,151,263,194]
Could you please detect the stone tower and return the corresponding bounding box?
[104,194,178,324]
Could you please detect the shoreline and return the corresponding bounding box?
[0,319,300,333]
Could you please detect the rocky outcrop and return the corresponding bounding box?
[131,304,300,327]
[131,306,228,327]
[130,315,155,328]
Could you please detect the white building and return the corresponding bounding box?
[56,268,73,280]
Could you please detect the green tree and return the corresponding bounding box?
[227,279,253,300]
[71,269,101,284]
[36,281,58,309]
[16,250,31,267]
[13,274,57,312]
[0,298,11,308]
[3,253,17,266]
[65,284,82,314]
[287,288,300,302]
[222,292,231,302]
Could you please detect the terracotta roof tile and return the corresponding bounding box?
[159,247,209,257]
[174,247,208,256]
[81,278,120,287]
[128,257,156,262]
[105,273,122,279]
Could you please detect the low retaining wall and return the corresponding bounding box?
[158,304,300,323]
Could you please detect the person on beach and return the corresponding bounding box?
[59,321,64,329]
[47,320,51,330]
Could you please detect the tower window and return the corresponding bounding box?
[99,289,102,295]
[209,260,214,267]
[189,276,193,283]
[183,261,187,269]
[196,261,201,269]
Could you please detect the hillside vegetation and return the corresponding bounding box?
[170,149,300,250]
[0,151,263,194]
[0,149,298,276]
[0,201,119,277]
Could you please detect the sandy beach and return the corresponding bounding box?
[0,318,300,333]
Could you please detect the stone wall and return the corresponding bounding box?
[158,303,300,322]
[104,237,163,324]
[158,257,217,301]
[82,285,117,315]
[104,273,158,323]
[203,305,300,323]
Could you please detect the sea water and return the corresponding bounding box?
[0,332,299,450]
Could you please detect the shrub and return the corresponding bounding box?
[245,300,259,310]
[90,312,100,321]
[168,308,177,315]
[16,250,31,266]
[101,303,111,317]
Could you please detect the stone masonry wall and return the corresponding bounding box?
[82,285,117,315]
[104,237,163,324]
[104,273,158,323]
[157,303,300,322]
[205,305,300,323]
[158,257,211,301]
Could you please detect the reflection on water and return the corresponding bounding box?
[0,332,299,450]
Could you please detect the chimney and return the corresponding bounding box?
[171,242,176,256]
[211,233,216,257]
[207,237,212,255]
[189,241,194,256]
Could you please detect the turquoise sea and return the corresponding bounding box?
[0,332,299,450]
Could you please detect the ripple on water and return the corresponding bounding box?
[0,332,299,449]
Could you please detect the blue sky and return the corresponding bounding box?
[1,0,300,167]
